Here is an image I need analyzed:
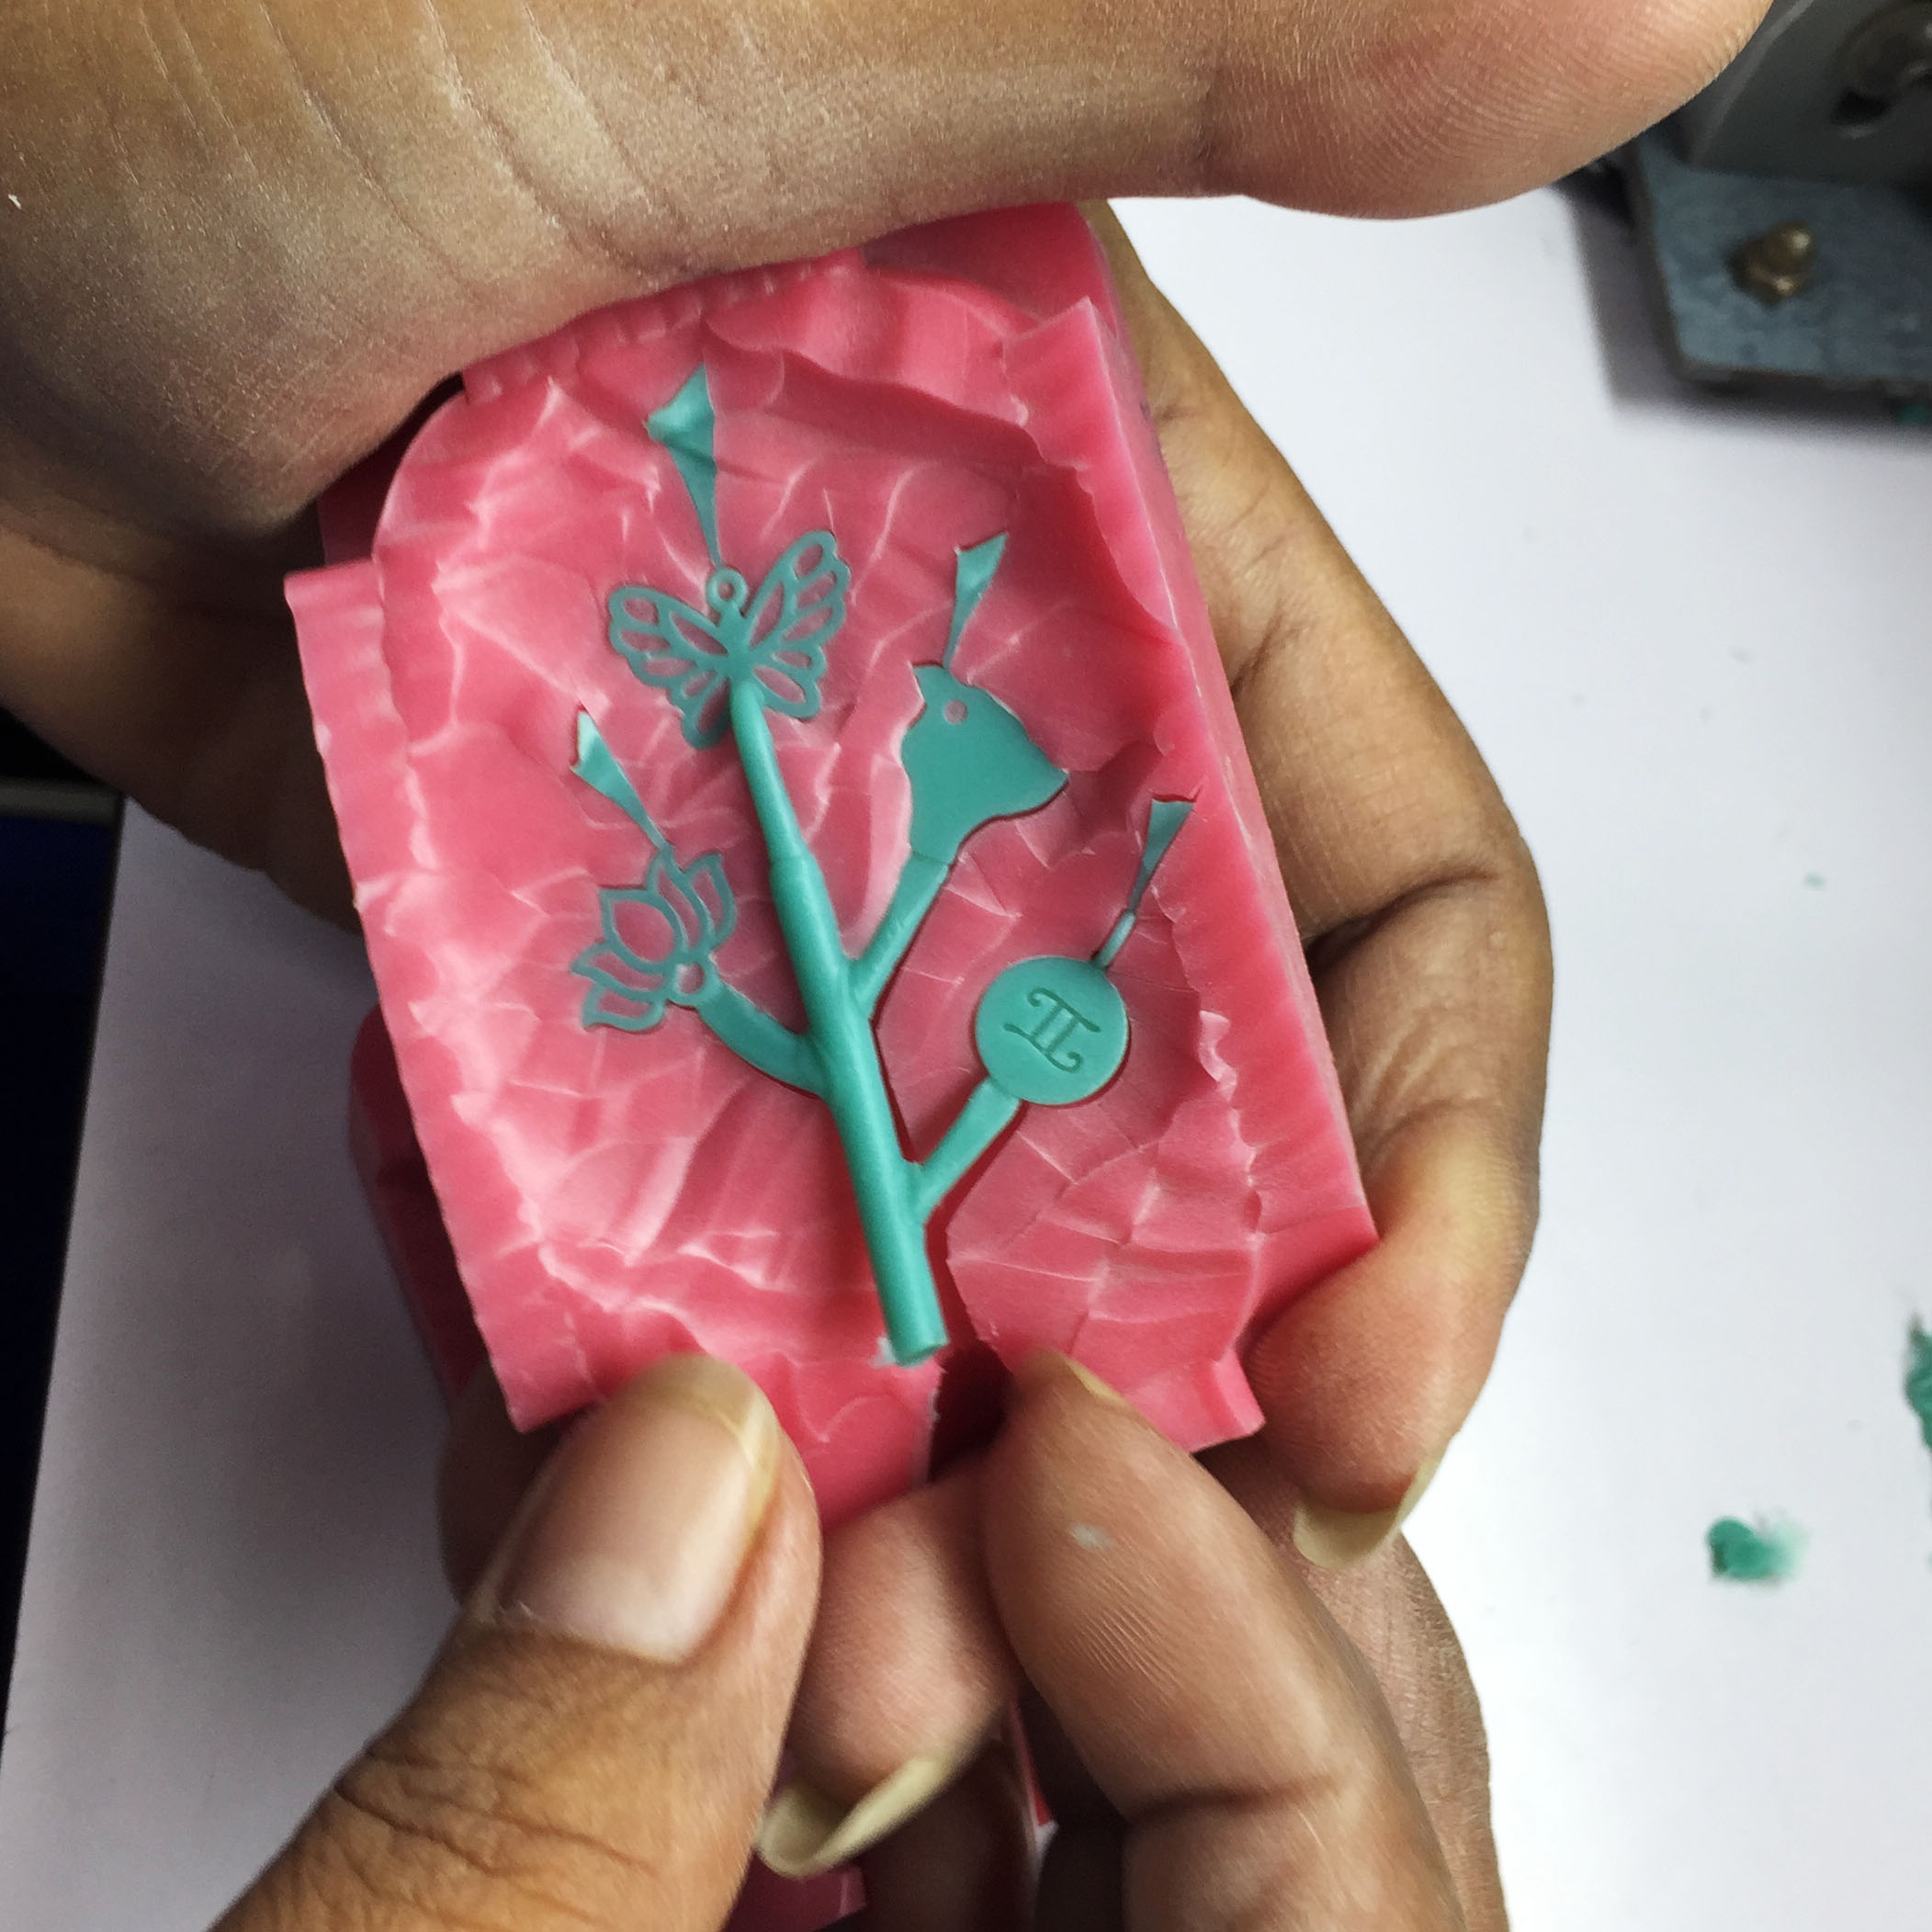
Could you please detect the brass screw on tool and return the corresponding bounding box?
[1732,222,1817,304]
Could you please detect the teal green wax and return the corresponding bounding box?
[1707,1517,1802,1584]
[1905,1323,1932,1456]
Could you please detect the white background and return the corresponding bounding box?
[2,186,1928,1927]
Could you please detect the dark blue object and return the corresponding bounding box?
[0,710,119,1742]
[1627,127,1932,396]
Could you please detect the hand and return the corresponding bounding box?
[445,1350,1507,1919]
[0,0,1760,916]
[1089,210,1552,1559]
[224,1352,1497,1928]
[3,0,1736,1550]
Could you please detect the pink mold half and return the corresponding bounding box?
[293,205,1374,1524]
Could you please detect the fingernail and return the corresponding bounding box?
[756,1746,977,1878]
[488,1355,781,1662]
[1014,1350,1130,1409]
[1291,1452,1443,1571]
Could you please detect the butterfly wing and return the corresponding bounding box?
[607,586,733,748]
[741,531,847,719]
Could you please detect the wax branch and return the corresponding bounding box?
[573,365,1191,1364]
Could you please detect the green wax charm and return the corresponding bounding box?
[1706,1516,1804,1585]
[902,663,1067,864]
[975,956,1129,1106]
[581,364,1194,1365]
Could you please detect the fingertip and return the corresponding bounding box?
[1290,1455,1442,1572]
[789,1466,1015,1806]
[1248,1113,1529,1516]
[1010,1350,1132,1414]
[476,1353,792,1665]
[757,1748,977,1879]
[843,1741,1035,1926]
[1245,1258,1463,1519]
[1247,1268,1475,1524]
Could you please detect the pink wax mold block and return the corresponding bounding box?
[292,204,1375,1526]
[349,1006,487,1406]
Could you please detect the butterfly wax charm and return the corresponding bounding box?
[298,205,1376,1530]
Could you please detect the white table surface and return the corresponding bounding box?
[2,186,1928,1929]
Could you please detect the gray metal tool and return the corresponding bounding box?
[1625,0,1932,397]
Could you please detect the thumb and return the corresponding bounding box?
[219,1356,820,1932]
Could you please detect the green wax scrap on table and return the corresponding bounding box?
[1905,1323,1932,1454]
[1707,1517,1803,1585]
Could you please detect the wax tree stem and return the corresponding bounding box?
[597,371,1188,1368]
[853,853,948,1012]
[913,1081,1021,1218]
[689,981,826,1094]
[727,681,947,1364]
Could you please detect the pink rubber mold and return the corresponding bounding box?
[295,205,1375,1531]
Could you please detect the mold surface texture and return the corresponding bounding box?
[293,206,1374,1527]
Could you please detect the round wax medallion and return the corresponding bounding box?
[974,956,1128,1106]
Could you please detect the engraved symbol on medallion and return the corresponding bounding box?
[1004,984,1103,1073]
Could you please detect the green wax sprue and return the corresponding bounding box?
[570,367,1192,1364]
